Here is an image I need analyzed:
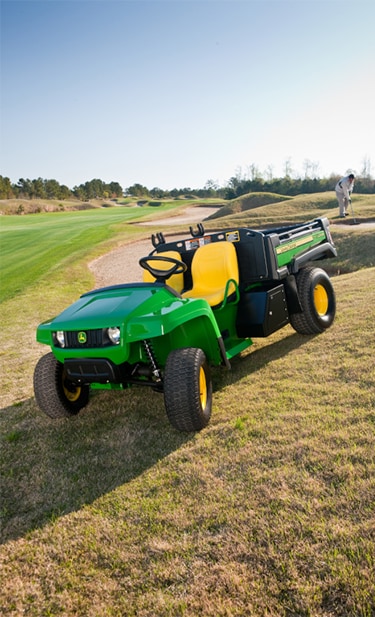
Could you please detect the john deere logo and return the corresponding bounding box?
[77,331,87,344]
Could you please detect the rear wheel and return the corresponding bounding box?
[34,352,89,418]
[163,347,212,432]
[290,266,336,335]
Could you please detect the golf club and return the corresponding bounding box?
[348,198,359,225]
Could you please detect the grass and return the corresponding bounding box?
[0,201,200,303]
[206,192,292,220]
[207,191,375,228]
[0,196,223,215]
[0,195,375,616]
[324,228,375,274]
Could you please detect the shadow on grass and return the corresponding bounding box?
[0,390,193,544]
[213,327,316,390]
[0,328,312,545]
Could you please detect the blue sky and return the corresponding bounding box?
[1,0,374,190]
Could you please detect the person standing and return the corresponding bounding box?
[335,173,355,217]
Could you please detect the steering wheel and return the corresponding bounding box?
[139,255,187,283]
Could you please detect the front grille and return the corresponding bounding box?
[65,329,105,348]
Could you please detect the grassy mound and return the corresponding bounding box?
[206,191,291,220]
[206,192,374,228]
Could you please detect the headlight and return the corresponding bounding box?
[55,331,65,348]
[107,326,121,345]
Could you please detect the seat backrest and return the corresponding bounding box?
[182,241,239,307]
[142,250,185,293]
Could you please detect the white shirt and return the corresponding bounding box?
[335,176,354,200]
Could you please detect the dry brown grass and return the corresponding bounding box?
[1,266,374,616]
[1,199,375,616]
[208,191,375,229]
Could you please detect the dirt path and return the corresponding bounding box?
[89,207,375,289]
[89,206,219,288]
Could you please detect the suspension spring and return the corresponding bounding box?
[143,339,162,382]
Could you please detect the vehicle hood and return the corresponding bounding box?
[43,283,178,330]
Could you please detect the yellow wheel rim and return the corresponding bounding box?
[63,372,81,402]
[314,283,329,316]
[199,367,207,409]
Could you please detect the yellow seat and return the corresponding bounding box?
[142,250,185,293]
[182,242,239,307]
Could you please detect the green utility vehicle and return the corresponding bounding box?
[34,217,337,431]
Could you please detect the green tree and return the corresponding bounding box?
[31,178,46,199]
[16,178,33,198]
[72,185,87,201]
[150,187,167,198]
[44,179,61,199]
[72,179,104,200]
[0,176,14,199]
[107,181,123,197]
[59,184,72,200]
[126,183,150,197]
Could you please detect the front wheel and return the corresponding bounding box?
[289,266,336,335]
[163,348,212,432]
[33,352,89,418]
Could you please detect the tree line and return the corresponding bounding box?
[0,167,374,202]
[225,171,375,200]
[0,177,123,201]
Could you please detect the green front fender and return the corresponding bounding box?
[127,297,224,366]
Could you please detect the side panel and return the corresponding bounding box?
[236,284,289,337]
[275,230,328,267]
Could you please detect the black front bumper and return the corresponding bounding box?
[64,358,121,384]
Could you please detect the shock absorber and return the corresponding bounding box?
[143,340,162,382]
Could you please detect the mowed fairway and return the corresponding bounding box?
[0,204,181,303]
[0,197,375,616]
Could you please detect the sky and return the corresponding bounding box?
[1,0,374,191]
